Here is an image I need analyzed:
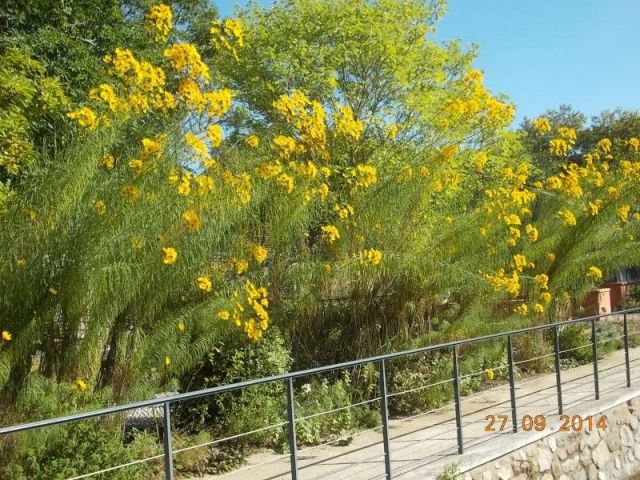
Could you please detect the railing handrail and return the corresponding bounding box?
[1,307,637,437]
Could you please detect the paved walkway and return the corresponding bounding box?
[197,340,640,480]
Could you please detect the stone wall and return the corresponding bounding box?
[460,398,640,480]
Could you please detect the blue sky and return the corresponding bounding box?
[215,0,640,125]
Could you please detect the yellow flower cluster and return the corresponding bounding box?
[273,91,327,157]
[210,19,245,60]
[351,164,378,189]
[243,281,269,340]
[587,266,603,282]
[558,207,577,226]
[533,117,552,134]
[321,224,340,244]
[1,330,12,341]
[67,107,98,130]
[162,246,178,264]
[334,104,364,141]
[252,245,268,264]
[549,127,577,156]
[485,269,521,297]
[333,203,354,219]
[146,3,173,42]
[197,275,212,292]
[182,209,201,231]
[359,248,383,266]
[163,43,210,80]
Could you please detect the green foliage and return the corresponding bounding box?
[293,372,367,446]
[176,328,291,447]
[0,49,69,205]
[0,421,159,480]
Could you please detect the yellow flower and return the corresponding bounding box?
[89,84,119,111]
[67,106,98,130]
[351,164,378,188]
[587,266,603,282]
[513,254,533,272]
[317,183,330,201]
[196,275,212,292]
[207,124,223,148]
[163,43,209,80]
[333,203,354,219]
[533,117,552,134]
[588,200,603,216]
[533,274,549,290]
[596,138,612,154]
[184,132,208,157]
[73,378,87,392]
[252,244,268,264]
[246,135,260,148]
[485,369,495,381]
[617,205,630,223]
[627,137,639,152]
[94,199,107,215]
[1,330,11,341]
[273,135,297,158]
[276,173,294,193]
[16,258,26,267]
[321,224,340,244]
[503,214,521,226]
[334,104,364,140]
[205,89,233,117]
[474,151,488,171]
[546,252,556,262]
[558,208,576,226]
[129,158,144,175]
[540,291,552,304]
[525,224,539,242]
[532,303,545,314]
[514,304,528,316]
[177,321,185,331]
[182,209,201,231]
[146,3,173,42]
[549,138,569,156]
[164,355,171,366]
[385,124,399,139]
[120,185,140,202]
[217,310,230,320]
[359,248,383,266]
[162,247,178,265]
[233,258,249,275]
[101,154,115,170]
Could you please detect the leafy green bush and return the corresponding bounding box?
[559,324,592,365]
[173,328,290,473]
[0,422,159,480]
[387,351,453,415]
[512,330,554,373]
[294,372,365,446]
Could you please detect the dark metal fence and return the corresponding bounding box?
[1,308,638,479]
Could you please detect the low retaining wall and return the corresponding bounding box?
[460,397,640,480]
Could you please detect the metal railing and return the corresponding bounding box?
[1,308,639,479]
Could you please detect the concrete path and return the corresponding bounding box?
[196,333,640,480]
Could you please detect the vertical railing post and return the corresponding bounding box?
[286,378,299,480]
[452,345,463,454]
[624,312,631,387]
[379,359,393,480]
[553,326,563,415]
[507,335,518,433]
[163,402,175,480]
[591,318,600,400]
